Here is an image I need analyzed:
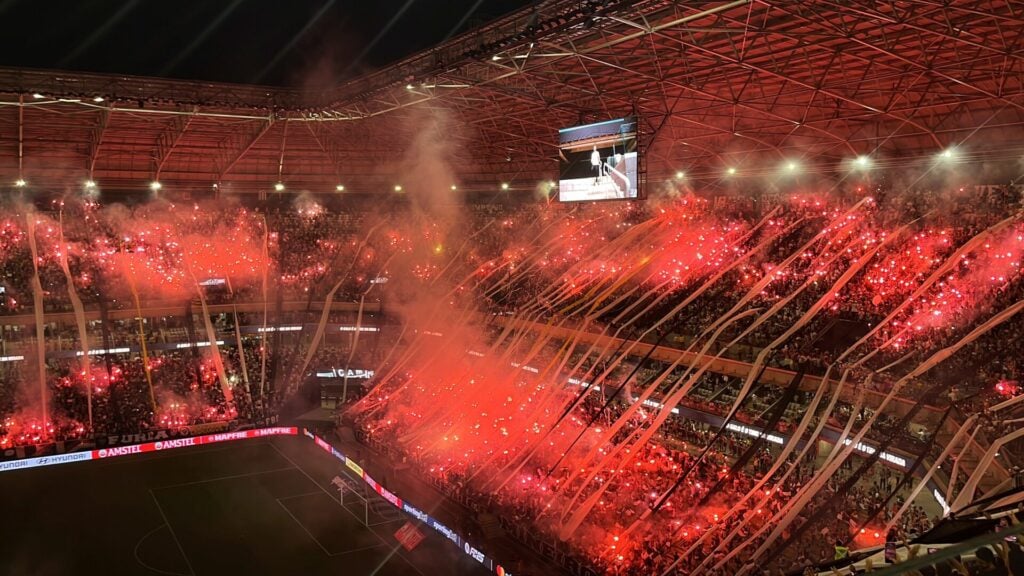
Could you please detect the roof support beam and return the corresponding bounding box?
[153,108,196,181]
[770,3,1024,116]
[305,121,350,184]
[652,32,943,147]
[276,119,289,183]
[17,94,23,180]
[216,118,275,180]
[337,1,751,116]
[87,108,112,177]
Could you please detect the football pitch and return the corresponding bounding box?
[0,436,489,576]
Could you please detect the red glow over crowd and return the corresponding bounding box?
[0,182,1022,575]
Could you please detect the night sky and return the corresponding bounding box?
[0,0,535,87]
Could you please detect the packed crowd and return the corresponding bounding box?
[0,310,375,450]
[352,351,944,576]
[349,184,1023,574]
[2,332,255,449]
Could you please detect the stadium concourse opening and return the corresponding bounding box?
[3,1,1024,576]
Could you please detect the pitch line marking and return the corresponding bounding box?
[152,466,297,490]
[149,490,197,576]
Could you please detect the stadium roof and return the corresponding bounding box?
[1,0,1022,194]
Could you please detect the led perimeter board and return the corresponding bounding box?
[557,117,640,202]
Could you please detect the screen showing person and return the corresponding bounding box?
[558,117,640,202]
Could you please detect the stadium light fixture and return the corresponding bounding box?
[854,155,871,169]
[335,184,345,192]
[149,181,161,191]
[501,182,510,190]
[394,184,403,192]
[726,167,737,176]
[93,96,104,103]
[450,184,457,191]
[675,171,685,180]
[31,93,44,99]
[405,84,414,90]
[785,161,798,173]
[939,147,956,160]
[274,182,285,192]
[84,180,96,190]
[14,178,26,187]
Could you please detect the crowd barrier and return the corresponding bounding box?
[0,426,297,472]
[1,416,281,462]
